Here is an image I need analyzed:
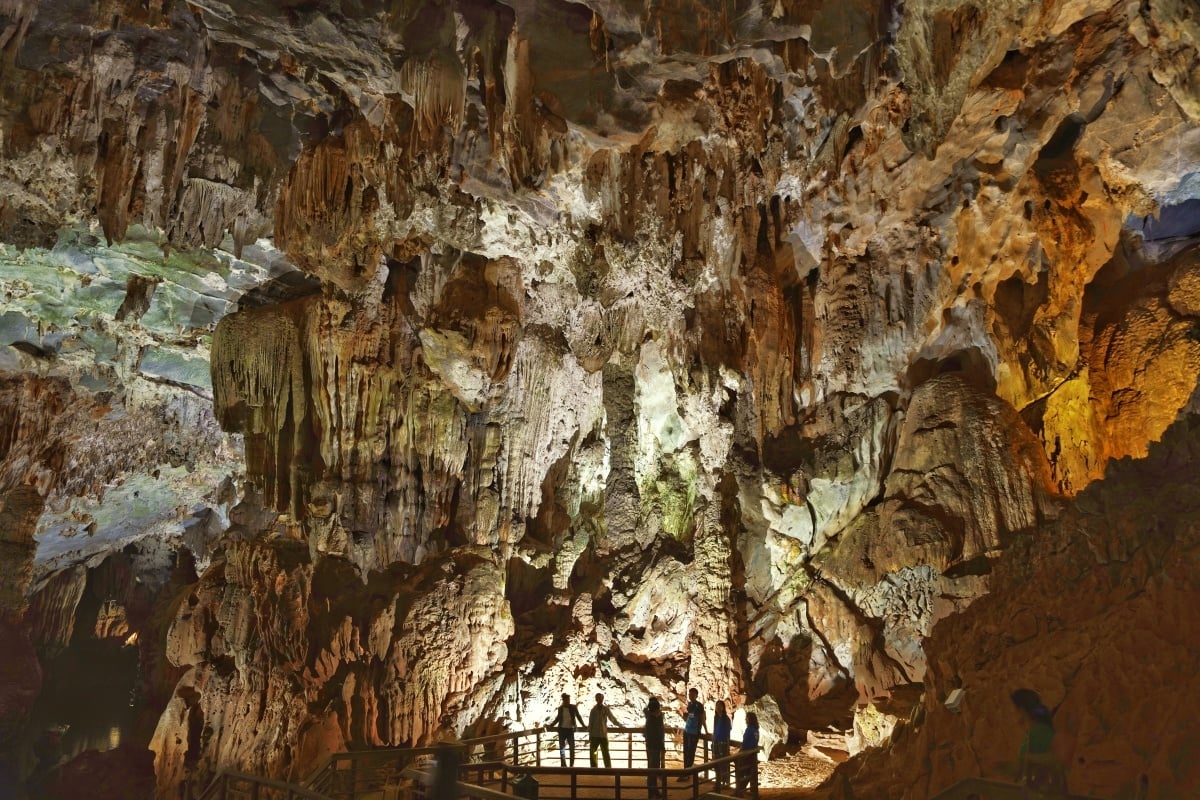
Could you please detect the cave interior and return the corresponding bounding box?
[0,1,1198,799]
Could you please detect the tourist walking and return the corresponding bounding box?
[643,696,666,798]
[588,692,619,768]
[712,700,732,788]
[550,693,585,766]
[679,687,707,778]
[734,712,759,797]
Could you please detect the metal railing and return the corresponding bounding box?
[193,769,336,800]
[519,726,712,770]
[201,729,753,800]
[305,744,447,799]
[309,724,715,796]
[497,749,758,800]
[402,747,760,800]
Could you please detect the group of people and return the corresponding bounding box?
[550,689,760,797]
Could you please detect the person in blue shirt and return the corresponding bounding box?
[679,687,707,778]
[735,712,759,797]
[712,700,732,788]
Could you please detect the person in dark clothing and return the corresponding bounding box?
[1010,689,1065,793]
[735,712,759,797]
[643,697,666,798]
[679,688,707,779]
[712,700,732,789]
[429,743,461,800]
[550,693,586,766]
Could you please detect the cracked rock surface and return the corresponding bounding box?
[0,0,1197,797]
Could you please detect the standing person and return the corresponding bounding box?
[429,742,461,800]
[712,700,732,789]
[679,687,707,779]
[734,712,759,797]
[588,692,619,768]
[1011,689,1066,793]
[643,697,666,798]
[550,693,585,766]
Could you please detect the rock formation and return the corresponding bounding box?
[0,0,1196,797]
[833,385,1200,798]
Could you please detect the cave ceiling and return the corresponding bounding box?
[1,0,1199,796]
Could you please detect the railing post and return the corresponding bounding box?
[615,772,621,800]
[536,729,541,767]
[511,734,518,765]
[350,758,358,800]
[571,770,577,800]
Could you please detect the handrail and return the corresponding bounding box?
[402,767,526,800]
[404,750,761,800]
[306,724,707,794]
[305,744,449,789]
[506,748,756,776]
[195,769,336,800]
[295,725,757,800]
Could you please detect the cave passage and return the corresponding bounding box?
[26,638,141,762]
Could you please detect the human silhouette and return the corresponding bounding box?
[712,700,732,789]
[643,697,665,798]
[550,693,585,766]
[429,743,461,800]
[735,712,759,797]
[588,693,619,768]
[680,687,707,779]
[1011,689,1066,793]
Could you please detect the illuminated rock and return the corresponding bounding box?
[0,0,1196,796]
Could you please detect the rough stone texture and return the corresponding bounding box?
[0,0,1197,797]
[833,386,1200,799]
[0,617,41,744]
[44,744,157,800]
[150,542,512,791]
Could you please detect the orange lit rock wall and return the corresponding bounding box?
[833,389,1200,798]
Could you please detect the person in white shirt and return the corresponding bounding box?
[549,693,585,766]
[587,693,620,768]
